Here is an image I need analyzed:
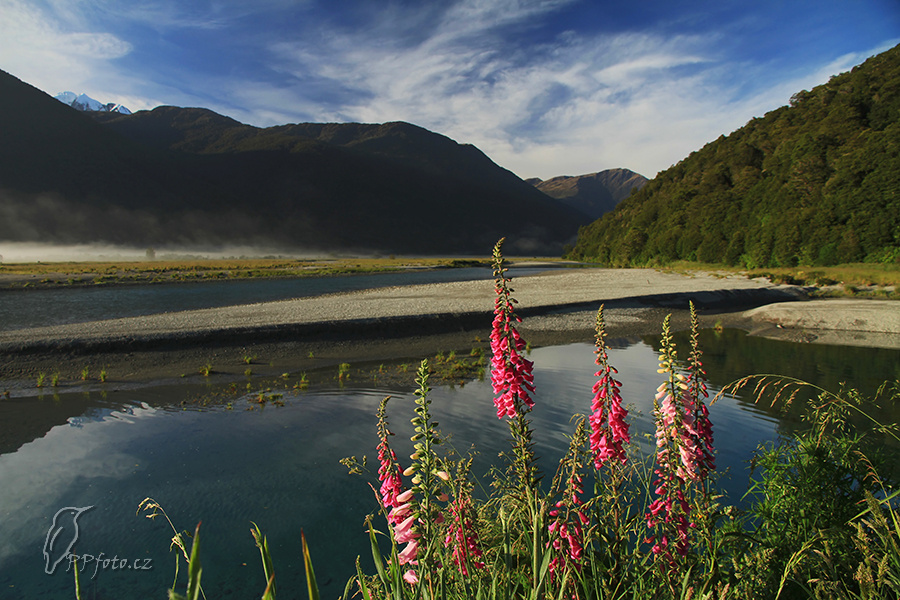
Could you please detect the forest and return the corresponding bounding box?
[569,44,900,268]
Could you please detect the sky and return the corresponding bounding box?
[1,0,898,180]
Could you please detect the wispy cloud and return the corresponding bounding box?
[0,0,133,108]
[2,0,895,180]
[0,0,132,93]
[258,3,896,178]
[261,9,740,177]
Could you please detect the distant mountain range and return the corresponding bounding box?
[570,43,900,267]
[54,91,132,114]
[1,70,639,255]
[527,169,647,220]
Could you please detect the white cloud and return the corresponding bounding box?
[262,13,737,178]
[0,0,132,95]
[3,0,894,182]
[259,4,898,180]
[62,31,132,57]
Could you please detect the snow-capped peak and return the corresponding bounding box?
[105,103,132,115]
[54,91,131,114]
[55,91,77,105]
[73,93,105,111]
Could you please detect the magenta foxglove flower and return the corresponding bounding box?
[645,311,714,565]
[590,366,630,466]
[589,307,631,467]
[548,474,587,578]
[444,492,485,576]
[489,241,535,419]
[377,444,405,523]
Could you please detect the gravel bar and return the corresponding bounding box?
[0,269,800,354]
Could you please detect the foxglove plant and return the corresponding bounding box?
[443,458,484,577]
[646,315,695,565]
[376,397,405,524]
[683,303,715,484]
[401,360,452,582]
[490,238,539,491]
[590,305,630,467]
[548,418,589,584]
[645,308,717,572]
[373,397,420,583]
[490,237,535,419]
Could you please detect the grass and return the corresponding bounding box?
[8,254,891,299]
[659,260,900,288]
[0,256,561,290]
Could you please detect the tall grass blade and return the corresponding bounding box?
[169,522,203,600]
[355,558,373,600]
[341,571,358,600]
[366,519,389,586]
[262,574,276,600]
[73,553,82,600]
[251,522,276,599]
[301,530,321,600]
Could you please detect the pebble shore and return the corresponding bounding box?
[1,269,896,384]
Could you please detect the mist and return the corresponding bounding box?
[0,242,337,264]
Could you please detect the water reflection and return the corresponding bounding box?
[0,333,896,599]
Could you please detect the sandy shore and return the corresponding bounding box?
[0,268,897,387]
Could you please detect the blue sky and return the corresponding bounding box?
[1,0,898,180]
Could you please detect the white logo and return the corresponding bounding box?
[43,506,94,575]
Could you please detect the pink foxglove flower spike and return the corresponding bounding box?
[589,305,631,467]
[489,238,535,419]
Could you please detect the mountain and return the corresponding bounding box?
[570,43,900,268]
[0,70,583,255]
[526,169,647,220]
[55,91,132,114]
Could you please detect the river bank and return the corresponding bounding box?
[0,268,897,391]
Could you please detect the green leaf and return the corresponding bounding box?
[184,522,202,600]
[73,552,82,600]
[251,522,277,600]
[354,559,373,600]
[301,529,320,600]
[366,519,389,586]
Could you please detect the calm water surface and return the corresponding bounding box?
[1,332,897,599]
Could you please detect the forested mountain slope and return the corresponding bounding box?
[570,44,900,267]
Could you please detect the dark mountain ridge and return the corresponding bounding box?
[527,169,648,219]
[0,70,584,255]
[570,43,900,267]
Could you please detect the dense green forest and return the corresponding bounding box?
[569,44,900,267]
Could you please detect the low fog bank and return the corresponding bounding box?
[0,242,341,264]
